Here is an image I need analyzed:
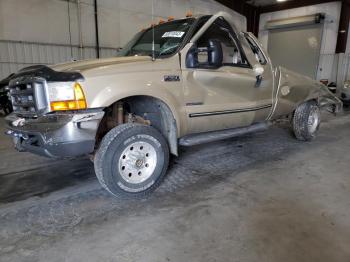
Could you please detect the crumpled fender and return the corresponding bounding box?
[308,84,343,114]
[270,67,342,119]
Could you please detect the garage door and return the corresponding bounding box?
[267,23,323,79]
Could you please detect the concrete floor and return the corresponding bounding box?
[0,111,349,262]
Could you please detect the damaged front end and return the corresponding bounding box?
[4,65,104,158]
[318,86,343,115]
[5,111,104,158]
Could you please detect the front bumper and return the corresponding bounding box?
[5,110,104,158]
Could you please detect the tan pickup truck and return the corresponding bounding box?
[5,12,341,198]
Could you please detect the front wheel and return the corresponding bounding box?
[3,103,12,115]
[292,101,321,141]
[94,123,169,198]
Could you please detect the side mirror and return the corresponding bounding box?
[207,39,223,68]
[186,45,199,68]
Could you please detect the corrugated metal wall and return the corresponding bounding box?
[335,53,350,87]
[0,40,118,79]
[343,54,350,80]
[318,53,350,85]
[0,0,248,81]
[0,0,247,81]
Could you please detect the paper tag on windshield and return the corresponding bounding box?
[162,31,185,38]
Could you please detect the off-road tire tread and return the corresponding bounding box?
[292,101,320,141]
[94,123,169,199]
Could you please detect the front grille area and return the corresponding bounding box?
[9,77,49,117]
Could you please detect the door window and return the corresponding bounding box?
[243,33,267,65]
[196,17,249,67]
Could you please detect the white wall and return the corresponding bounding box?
[0,0,246,47]
[99,0,247,47]
[346,21,350,54]
[343,24,350,80]
[0,0,246,79]
[258,2,342,82]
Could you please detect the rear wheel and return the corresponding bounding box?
[94,123,169,198]
[292,101,321,141]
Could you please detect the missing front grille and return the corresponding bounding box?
[9,78,48,117]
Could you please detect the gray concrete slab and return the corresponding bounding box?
[0,111,349,262]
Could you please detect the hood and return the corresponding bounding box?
[51,56,152,73]
[9,56,153,82]
[0,74,14,87]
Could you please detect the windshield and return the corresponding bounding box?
[117,18,195,58]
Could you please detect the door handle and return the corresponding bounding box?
[253,64,264,88]
[255,75,263,88]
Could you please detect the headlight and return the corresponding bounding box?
[47,82,87,111]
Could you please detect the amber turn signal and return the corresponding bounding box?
[50,83,87,111]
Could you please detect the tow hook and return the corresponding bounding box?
[5,130,29,140]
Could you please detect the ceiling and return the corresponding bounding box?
[245,0,293,7]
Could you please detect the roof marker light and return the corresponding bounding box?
[186,11,193,17]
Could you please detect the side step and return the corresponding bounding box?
[179,122,271,146]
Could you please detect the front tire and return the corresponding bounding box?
[341,100,350,108]
[3,104,12,115]
[292,101,321,141]
[94,123,169,198]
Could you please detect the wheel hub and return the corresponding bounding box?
[307,107,320,134]
[135,159,144,168]
[118,141,157,184]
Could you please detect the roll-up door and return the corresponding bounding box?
[266,13,325,79]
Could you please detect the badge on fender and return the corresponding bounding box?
[164,75,180,82]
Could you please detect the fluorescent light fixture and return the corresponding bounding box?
[277,0,287,2]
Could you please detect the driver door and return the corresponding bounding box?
[181,17,271,134]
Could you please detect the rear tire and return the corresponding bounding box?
[94,123,169,199]
[292,101,321,141]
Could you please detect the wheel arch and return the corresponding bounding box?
[97,95,179,156]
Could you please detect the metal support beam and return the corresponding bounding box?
[94,0,100,58]
[77,0,84,60]
[336,0,350,53]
